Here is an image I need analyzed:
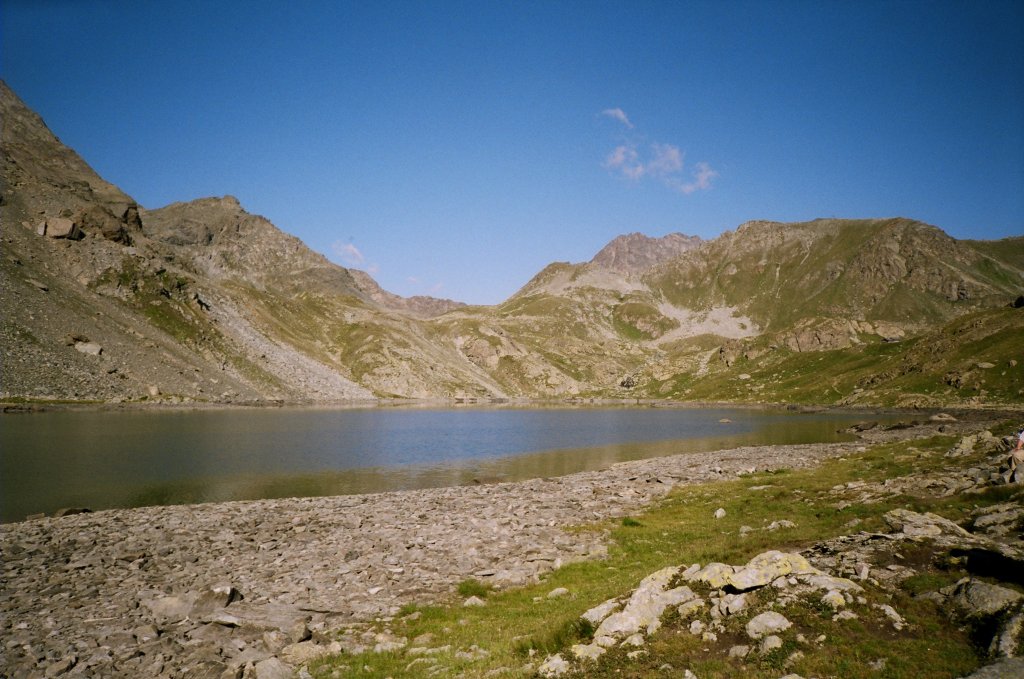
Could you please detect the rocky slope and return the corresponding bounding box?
[2,80,1023,406]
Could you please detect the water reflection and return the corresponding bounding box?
[0,405,896,521]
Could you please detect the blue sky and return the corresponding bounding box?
[3,1,1023,305]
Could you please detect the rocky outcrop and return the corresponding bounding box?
[590,232,702,275]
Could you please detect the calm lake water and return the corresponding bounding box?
[0,405,890,522]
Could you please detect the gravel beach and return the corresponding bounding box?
[0,414,1006,678]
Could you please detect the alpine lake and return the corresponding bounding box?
[0,403,901,522]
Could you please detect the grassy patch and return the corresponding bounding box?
[457,578,493,599]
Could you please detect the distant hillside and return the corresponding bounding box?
[2,80,1022,407]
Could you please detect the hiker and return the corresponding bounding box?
[1007,428,1024,483]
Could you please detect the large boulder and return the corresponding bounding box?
[727,551,819,591]
[77,204,130,243]
[38,216,83,240]
[595,567,695,639]
[948,579,1023,619]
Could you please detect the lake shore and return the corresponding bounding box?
[0,411,1012,678]
[5,395,1023,415]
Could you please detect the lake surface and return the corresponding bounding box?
[0,405,890,522]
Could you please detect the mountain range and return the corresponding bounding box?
[2,80,1022,408]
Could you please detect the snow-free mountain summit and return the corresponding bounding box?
[2,81,1022,406]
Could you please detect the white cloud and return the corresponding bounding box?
[603,144,645,180]
[598,114,717,196]
[601,107,633,128]
[673,161,719,195]
[331,240,381,273]
[332,241,364,266]
[647,143,683,177]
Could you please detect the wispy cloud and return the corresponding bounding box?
[332,241,364,266]
[599,109,717,195]
[674,162,719,195]
[603,144,645,180]
[601,107,633,129]
[647,143,683,177]
[332,240,378,274]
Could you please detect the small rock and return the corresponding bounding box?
[622,633,645,647]
[766,519,796,531]
[728,644,750,658]
[714,508,727,519]
[570,642,605,661]
[760,634,783,653]
[463,596,486,607]
[547,587,570,599]
[821,590,846,609]
[73,341,103,355]
[538,654,570,677]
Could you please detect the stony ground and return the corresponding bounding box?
[0,413,1015,678]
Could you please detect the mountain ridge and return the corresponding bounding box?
[2,81,1022,406]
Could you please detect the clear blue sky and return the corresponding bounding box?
[3,1,1022,305]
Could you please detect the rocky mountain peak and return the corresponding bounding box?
[590,232,702,274]
[1,80,134,217]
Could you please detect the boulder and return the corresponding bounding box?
[883,509,970,538]
[948,579,1023,618]
[40,217,83,240]
[746,611,792,639]
[77,205,130,243]
[727,551,819,591]
[595,567,693,639]
[538,653,570,677]
[990,610,1024,659]
[253,657,293,679]
[141,595,194,623]
[582,598,621,626]
[191,585,242,614]
[686,562,735,589]
[958,657,1024,678]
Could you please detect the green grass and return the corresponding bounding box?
[457,579,493,599]
[310,430,1016,678]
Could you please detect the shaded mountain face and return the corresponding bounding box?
[2,80,1022,407]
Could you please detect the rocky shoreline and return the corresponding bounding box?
[0,414,1015,678]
